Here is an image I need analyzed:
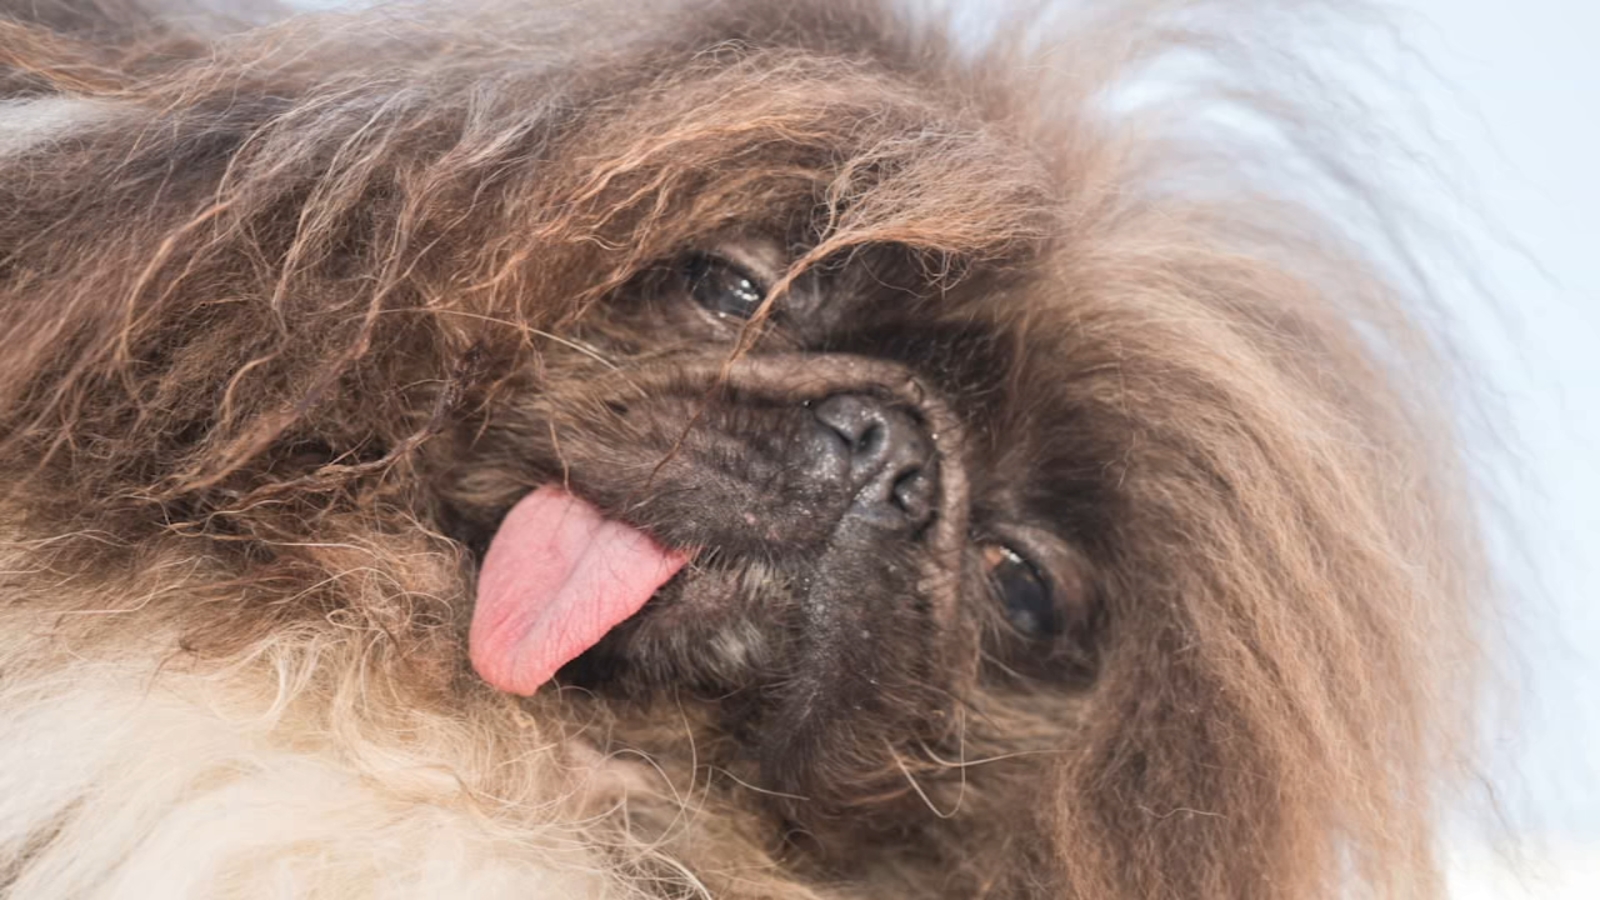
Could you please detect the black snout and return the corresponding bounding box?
[813,394,938,532]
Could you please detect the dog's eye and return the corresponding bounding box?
[983,544,1058,639]
[683,254,766,319]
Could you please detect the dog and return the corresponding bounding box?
[0,1,1491,897]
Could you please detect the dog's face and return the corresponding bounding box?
[441,235,1101,807]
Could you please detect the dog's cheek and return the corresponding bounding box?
[317,530,468,649]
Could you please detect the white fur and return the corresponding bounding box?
[0,98,117,158]
[0,627,622,898]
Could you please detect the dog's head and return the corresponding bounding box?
[0,1,1489,896]
[443,230,1108,810]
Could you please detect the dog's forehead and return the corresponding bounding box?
[443,13,1061,276]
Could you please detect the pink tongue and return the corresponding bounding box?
[470,485,688,695]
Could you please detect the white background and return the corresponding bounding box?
[1382,1,1599,896]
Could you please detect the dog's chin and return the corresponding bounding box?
[553,561,781,695]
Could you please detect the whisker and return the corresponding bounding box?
[889,739,961,820]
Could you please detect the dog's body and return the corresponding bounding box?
[0,2,1490,898]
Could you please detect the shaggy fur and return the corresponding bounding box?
[0,1,1489,897]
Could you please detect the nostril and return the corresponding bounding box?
[854,422,884,456]
[815,395,878,454]
[890,469,917,507]
[890,466,937,526]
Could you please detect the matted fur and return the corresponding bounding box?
[0,1,1490,897]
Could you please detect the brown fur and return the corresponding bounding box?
[0,1,1490,897]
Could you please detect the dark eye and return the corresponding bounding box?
[983,544,1059,639]
[683,254,766,319]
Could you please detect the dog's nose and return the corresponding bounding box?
[813,394,938,531]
